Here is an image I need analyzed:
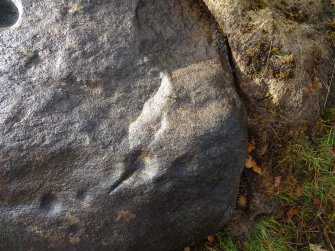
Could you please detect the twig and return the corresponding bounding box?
[315,59,335,109]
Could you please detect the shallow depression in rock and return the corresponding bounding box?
[0,0,20,28]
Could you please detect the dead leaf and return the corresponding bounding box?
[309,243,329,251]
[252,164,263,175]
[245,155,263,174]
[183,247,191,251]
[245,155,255,168]
[287,209,299,217]
[238,195,247,207]
[274,176,281,187]
[313,197,324,213]
[207,235,215,243]
[248,139,256,153]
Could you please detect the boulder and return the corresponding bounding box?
[0,0,247,250]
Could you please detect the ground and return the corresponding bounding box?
[187,100,335,251]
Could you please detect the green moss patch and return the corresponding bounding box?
[249,0,267,11]
[246,38,295,80]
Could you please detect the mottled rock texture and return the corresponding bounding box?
[204,0,335,143]
[0,0,247,250]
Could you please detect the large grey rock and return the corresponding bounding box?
[0,0,247,250]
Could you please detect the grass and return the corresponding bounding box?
[277,120,335,250]
[243,217,294,251]
[207,108,334,251]
[208,217,295,251]
[217,232,239,251]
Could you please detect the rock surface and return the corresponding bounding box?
[204,0,335,140]
[0,0,247,250]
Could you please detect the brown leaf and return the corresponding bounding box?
[313,197,324,213]
[248,139,256,153]
[245,155,255,168]
[245,155,263,174]
[184,247,191,251]
[274,176,281,187]
[207,235,215,243]
[238,195,247,207]
[252,164,263,175]
[287,209,299,217]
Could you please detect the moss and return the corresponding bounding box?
[241,21,254,34]
[245,38,272,79]
[284,5,308,23]
[280,0,288,7]
[270,54,295,80]
[287,10,306,23]
[325,21,335,31]
[270,47,280,56]
[324,22,335,44]
[245,39,295,80]
[329,3,335,19]
[324,30,335,42]
[249,0,267,11]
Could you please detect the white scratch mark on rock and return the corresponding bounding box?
[140,155,160,181]
[128,72,172,149]
[153,114,169,143]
